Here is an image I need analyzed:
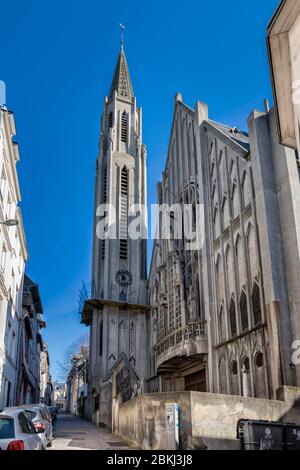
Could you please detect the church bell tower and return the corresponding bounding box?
[83,41,148,423]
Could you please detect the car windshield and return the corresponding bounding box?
[24,410,37,420]
[0,417,15,439]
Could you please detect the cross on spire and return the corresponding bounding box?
[109,27,134,101]
[119,23,125,49]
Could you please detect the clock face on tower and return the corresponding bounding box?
[115,270,132,287]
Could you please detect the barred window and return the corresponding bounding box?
[108,111,113,128]
[121,111,128,143]
[102,167,107,203]
[120,167,128,259]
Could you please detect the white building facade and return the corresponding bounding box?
[0,106,28,410]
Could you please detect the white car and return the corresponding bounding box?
[0,409,42,450]
[3,405,53,449]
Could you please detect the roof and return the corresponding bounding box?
[23,274,43,314]
[109,45,134,101]
[208,120,250,151]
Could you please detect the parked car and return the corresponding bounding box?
[3,405,53,449]
[0,409,43,450]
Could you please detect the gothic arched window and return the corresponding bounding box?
[229,298,237,337]
[120,167,128,260]
[108,111,113,128]
[102,166,107,203]
[121,111,128,143]
[219,306,226,342]
[240,291,249,332]
[252,284,262,325]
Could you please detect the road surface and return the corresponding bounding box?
[50,414,134,450]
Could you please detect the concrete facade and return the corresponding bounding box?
[113,387,300,450]
[148,96,300,401]
[82,44,148,426]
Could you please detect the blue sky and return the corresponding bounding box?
[1,0,279,380]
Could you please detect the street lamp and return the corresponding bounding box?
[0,219,19,227]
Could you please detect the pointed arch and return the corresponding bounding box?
[222,195,230,228]
[230,358,239,395]
[225,244,235,296]
[240,290,249,332]
[231,182,239,219]
[219,305,226,342]
[252,283,262,325]
[229,297,237,337]
[213,206,220,239]
[241,356,251,397]
[254,350,266,398]
[246,223,258,282]
[219,355,227,394]
[235,234,246,287]
[242,170,251,207]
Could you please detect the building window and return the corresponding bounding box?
[108,111,113,128]
[255,352,264,368]
[94,395,99,411]
[219,306,226,342]
[229,298,237,337]
[121,111,128,143]
[120,167,128,260]
[241,356,251,397]
[240,291,248,332]
[102,167,107,203]
[252,284,262,325]
[100,240,105,260]
[99,319,103,357]
[231,361,238,376]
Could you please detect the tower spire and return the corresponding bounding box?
[109,25,133,101]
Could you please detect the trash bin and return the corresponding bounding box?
[237,419,284,450]
[283,424,300,450]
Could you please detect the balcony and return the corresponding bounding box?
[156,320,208,370]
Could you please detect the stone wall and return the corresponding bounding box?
[113,387,300,450]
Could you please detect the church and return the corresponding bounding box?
[81,40,300,448]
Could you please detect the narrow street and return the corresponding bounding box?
[50,414,134,450]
